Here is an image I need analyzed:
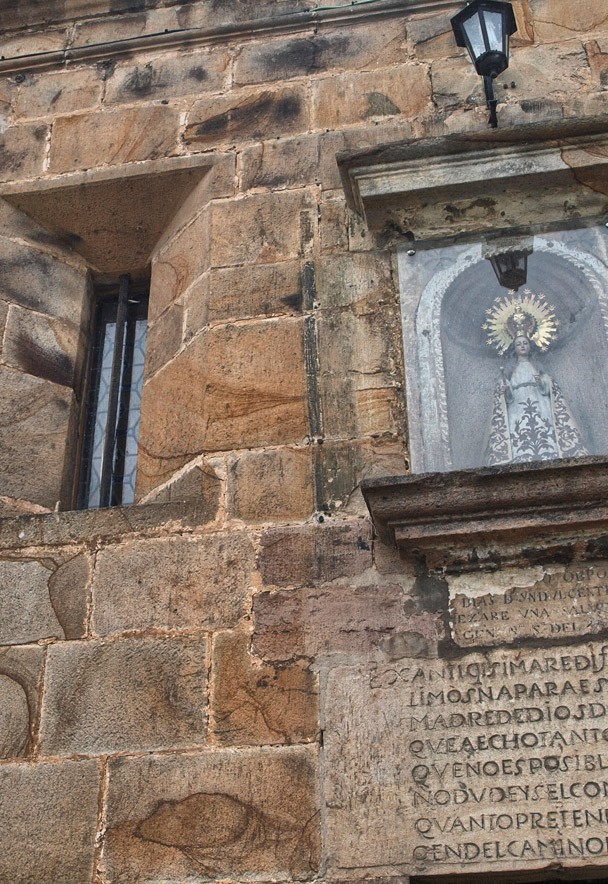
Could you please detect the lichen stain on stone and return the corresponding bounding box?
[366,92,400,117]
[193,91,301,141]
[134,791,316,875]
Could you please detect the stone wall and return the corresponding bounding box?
[1,0,608,881]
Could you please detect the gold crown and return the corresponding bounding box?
[483,290,558,355]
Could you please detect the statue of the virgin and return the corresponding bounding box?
[484,291,588,465]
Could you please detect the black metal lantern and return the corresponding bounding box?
[451,0,517,128]
[483,236,533,291]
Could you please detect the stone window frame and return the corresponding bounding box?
[337,116,608,567]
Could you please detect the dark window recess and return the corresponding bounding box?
[78,275,149,509]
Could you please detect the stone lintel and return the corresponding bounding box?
[362,455,608,565]
[338,116,608,236]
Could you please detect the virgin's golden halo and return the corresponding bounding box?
[483,289,558,355]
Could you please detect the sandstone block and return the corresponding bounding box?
[0,645,45,758]
[185,85,309,148]
[137,320,308,492]
[240,133,322,191]
[49,104,180,173]
[145,462,222,519]
[103,746,320,881]
[234,21,406,86]
[319,198,349,254]
[257,521,372,588]
[317,252,395,310]
[532,0,608,41]
[1,25,69,60]
[252,583,443,663]
[150,208,209,321]
[318,119,415,191]
[0,559,63,645]
[104,47,229,105]
[228,447,314,523]
[48,552,91,640]
[0,236,88,325]
[0,123,49,183]
[40,635,208,755]
[408,8,464,60]
[211,630,318,745]
[144,301,183,378]
[91,533,254,635]
[0,367,74,508]
[312,65,431,128]
[2,305,81,388]
[0,759,99,883]
[14,66,103,120]
[209,191,311,267]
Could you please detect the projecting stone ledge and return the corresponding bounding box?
[362,455,608,572]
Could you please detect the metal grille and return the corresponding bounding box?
[77,275,149,509]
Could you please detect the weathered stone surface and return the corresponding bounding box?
[103,746,320,881]
[209,191,311,267]
[145,462,222,519]
[211,630,318,745]
[91,533,254,634]
[149,208,209,321]
[184,261,304,340]
[40,635,208,755]
[234,21,406,85]
[0,367,74,508]
[312,65,431,128]
[0,123,49,183]
[0,236,88,325]
[2,305,81,388]
[0,558,63,645]
[185,85,309,148]
[240,134,322,192]
[104,47,229,104]
[14,67,103,119]
[0,644,45,758]
[137,320,308,492]
[257,521,372,589]
[324,643,608,876]
[408,8,464,61]
[49,104,180,173]
[532,0,608,41]
[253,583,442,663]
[0,759,100,883]
[144,301,183,378]
[48,552,91,640]
[228,447,314,523]
[449,561,608,648]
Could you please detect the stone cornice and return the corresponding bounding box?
[0,0,457,74]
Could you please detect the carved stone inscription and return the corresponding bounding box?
[450,563,608,649]
[324,643,608,877]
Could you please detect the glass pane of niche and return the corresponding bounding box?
[398,222,608,473]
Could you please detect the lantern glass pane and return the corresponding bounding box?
[483,9,504,52]
[462,13,486,59]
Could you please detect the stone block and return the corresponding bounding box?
[319,198,349,254]
[145,301,183,378]
[91,533,254,635]
[1,25,69,60]
[317,252,396,310]
[408,8,464,61]
[49,104,180,173]
[48,552,91,640]
[211,630,318,745]
[0,368,74,508]
[0,123,49,183]
[0,760,99,884]
[240,134,322,192]
[318,119,415,191]
[40,635,208,755]
[228,446,314,523]
[103,746,320,881]
[150,208,209,321]
[209,191,311,267]
[0,558,80,646]
[184,261,303,338]
[14,67,103,120]
[0,236,88,325]
[2,305,81,388]
[234,21,406,85]
[506,42,592,102]
[252,582,443,663]
[531,0,608,41]
[312,64,431,128]
[145,462,222,520]
[0,645,45,759]
[137,320,308,492]
[185,85,309,148]
[257,521,372,589]
[104,47,229,104]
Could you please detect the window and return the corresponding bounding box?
[77,275,149,509]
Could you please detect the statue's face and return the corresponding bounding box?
[514,335,531,357]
